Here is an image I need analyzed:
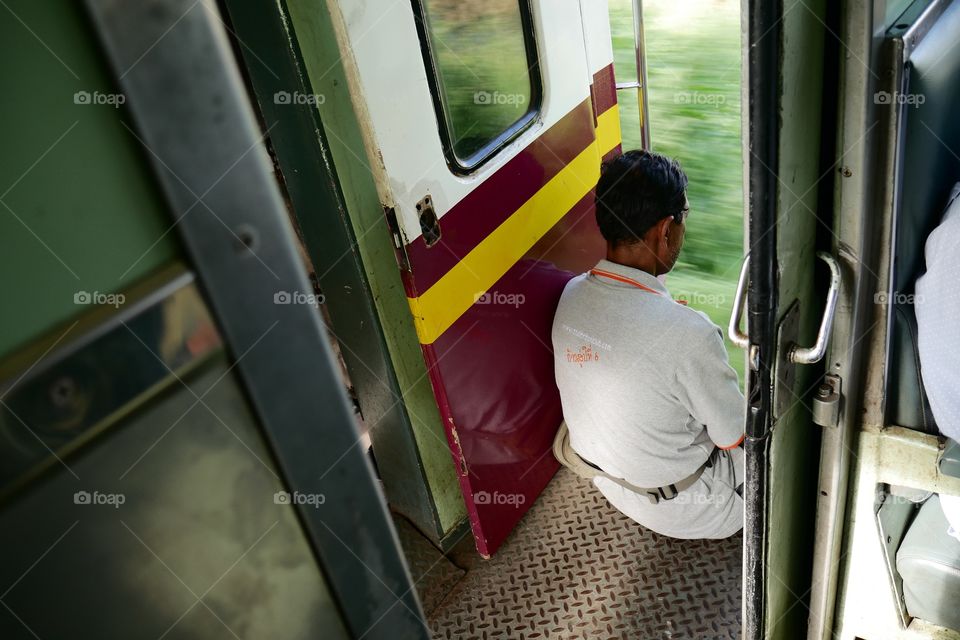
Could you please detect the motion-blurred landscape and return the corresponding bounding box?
[611,0,745,380]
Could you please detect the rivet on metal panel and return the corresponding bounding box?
[234,223,260,253]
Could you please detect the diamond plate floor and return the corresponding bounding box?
[427,468,742,639]
[392,513,467,615]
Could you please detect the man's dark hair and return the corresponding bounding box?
[595,150,688,247]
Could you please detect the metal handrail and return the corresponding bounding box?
[789,252,842,364]
[728,252,842,368]
[728,255,751,349]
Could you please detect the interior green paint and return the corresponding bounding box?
[283,0,467,534]
[0,0,179,361]
[765,0,828,637]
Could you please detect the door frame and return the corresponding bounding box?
[743,0,839,637]
[85,0,430,636]
[742,0,782,630]
[219,0,468,548]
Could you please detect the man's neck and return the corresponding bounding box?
[606,244,661,277]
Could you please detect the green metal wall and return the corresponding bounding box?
[0,0,179,360]
[283,0,468,536]
[0,4,354,636]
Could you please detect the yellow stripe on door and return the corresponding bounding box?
[408,105,621,345]
[596,105,622,158]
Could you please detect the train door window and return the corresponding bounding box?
[412,0,542,172]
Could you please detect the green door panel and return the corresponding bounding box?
[282,0,467,535]
[0,0,179,359]
[765,0,829,637]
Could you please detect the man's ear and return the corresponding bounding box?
[657,216,673,246]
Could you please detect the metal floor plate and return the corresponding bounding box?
[428,469,742,639]
[391,513,468,615]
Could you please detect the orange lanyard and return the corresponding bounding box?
[589,268,662,296]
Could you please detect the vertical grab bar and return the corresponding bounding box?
[633,0,651,150]
[614,0,651,149]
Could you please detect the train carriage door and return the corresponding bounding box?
[735,1,839,638]
[309,0,621,556]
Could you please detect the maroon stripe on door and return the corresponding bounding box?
[592,63,618,117]
[403,98,596,295]
[418,186,605,556]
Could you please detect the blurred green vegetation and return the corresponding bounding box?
[610,0,746,380]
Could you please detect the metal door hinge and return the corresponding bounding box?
[383,205,411,272]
